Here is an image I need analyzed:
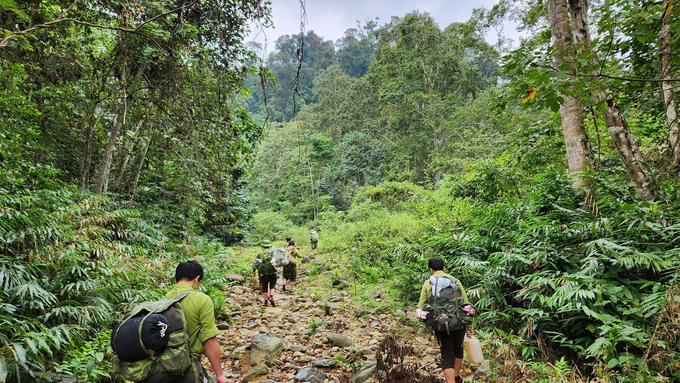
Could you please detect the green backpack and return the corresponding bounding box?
[255,250,277,275]
[422,276,474,334]
[112,291,197,382]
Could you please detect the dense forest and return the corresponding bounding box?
[2,0,680,382]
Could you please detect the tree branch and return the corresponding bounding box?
[0,0,197,48]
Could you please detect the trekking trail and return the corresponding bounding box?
[203,251,487,383]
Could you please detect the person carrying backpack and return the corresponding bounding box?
[417,257,476,383]
[309,230,319,256]
[111,260,226,383]
[252,239,277,307]
[282,241,301,293]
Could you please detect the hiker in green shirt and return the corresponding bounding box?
[282,241,301,293]
[252,240,277,307]
[164,260,227,383]
[417,257,475,383]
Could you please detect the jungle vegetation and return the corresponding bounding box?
[2,0,680,381]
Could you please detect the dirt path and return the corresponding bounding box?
[204,254,479,383]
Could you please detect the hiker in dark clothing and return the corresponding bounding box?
[252,240,277,307]
[417,257,475,383]
[282,241,301,293]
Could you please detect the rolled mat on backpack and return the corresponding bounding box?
[111,313,171,363]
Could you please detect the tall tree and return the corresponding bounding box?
[568,0,659,201]
[547,0,591,193]
[658,0,680,167]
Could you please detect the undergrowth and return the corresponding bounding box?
[0,187,238,382]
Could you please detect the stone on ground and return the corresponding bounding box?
[325,333,353,347]
[250,334,284,365]
[350,361,377,383]
[295,368,328,382]
[226,273,245,283]
[312,359,338,368]
[242,364,269,383]
[475,359,493,377]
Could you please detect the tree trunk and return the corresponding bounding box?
[129,135,152,198]
[548,0,591,193]
[79,121,96,189]
[114,116,146,192]
[659,0,680,167]
[94,99,127,194]
[568,0,659,201]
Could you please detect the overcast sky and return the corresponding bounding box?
[247,0,520,56]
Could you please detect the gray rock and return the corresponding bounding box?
[243,321,259,329]
[216,322,230,330]
[337,280,351,289]
[302,256,311,264]
[288,345,308,353]
[350,361,377,383]
[250,334,284,365]
[346,347,373,363]
[369,321,379,327]
[242,364,269,383]
[328,296,344,303]
[325,333,353,347]
[261,381,277,383]
[313,259,325,265]
[475,359,493,377]
[368,291,383,299]
[312,359,338,368]
[295,368,327,382]
[355,309,371,317]
[226,273,246,283]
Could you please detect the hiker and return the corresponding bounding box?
[417,257,476,383]
[282,241,302,293]
[165,260,227,383]
[309,229,319,256]
[252,239,277,307]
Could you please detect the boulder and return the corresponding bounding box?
[312,359,338,368]
[226,273,245,283]
[325,333,353,347]
[242,364,269,383]
[295,368,327,382]
[250,334,284,365]
[350,361,377,383]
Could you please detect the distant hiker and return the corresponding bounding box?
[166,260,227,383]
[252,239,277,307]
[282,241,302,293]
[309,230,319,256]
[417,257,476,383]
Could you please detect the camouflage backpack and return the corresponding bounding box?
[422,276,474,334]
[112,291,197,382]
[255,250,277,275]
